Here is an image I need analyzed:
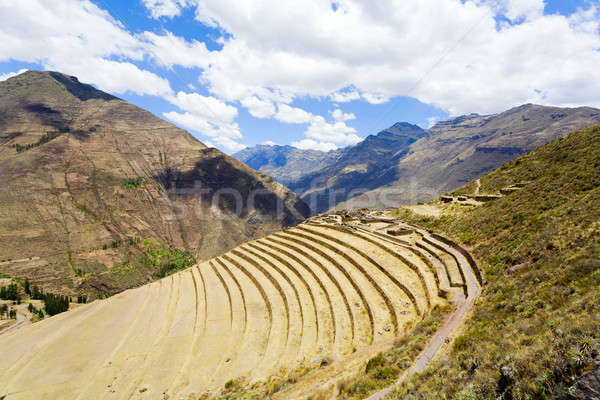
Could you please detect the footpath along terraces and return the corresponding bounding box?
[0,212,481,400]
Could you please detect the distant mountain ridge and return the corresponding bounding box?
[233,144,345,185]
[0,70,310,297]
[273,104,600,213]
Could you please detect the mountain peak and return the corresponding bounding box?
[6,70,117,102]
[390,121,423,130]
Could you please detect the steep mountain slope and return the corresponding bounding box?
[382,124,600,399]
[0,71,309,297]
[289,122,427,212]
[233,144,344,185]
[290,105,600,213]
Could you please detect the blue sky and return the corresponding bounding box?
[1,0,599,153]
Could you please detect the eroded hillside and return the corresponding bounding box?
[0,71,309,298]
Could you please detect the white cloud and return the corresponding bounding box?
[0,68,28,81]
[499,0,545,22]
[163,90,244,151]
[0,0,171,97]
[426,116,439,128]
[263,140,277,146]
[305,116,361,145]
[163,110,241,140]
[159,0,600,115]
[275,104,314,124]
[3,0,600,152]
[48,58,172,97]
[213,136,246,153]
[330,89,360,103]
[140,31,210,68]
[167,91,238,124]
[273,104,362,147]
[291,139,338,152]
[331,108,355,121]
[162,90,246,151]
[141,0,192,19]
[240,96,276,118]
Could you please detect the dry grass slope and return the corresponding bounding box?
[389,124,600,399]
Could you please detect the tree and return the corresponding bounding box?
[23,278,31,295]
[0,303,7,317]
[0,283,20,301]
[43,292,69,316]
[31,285,43,300]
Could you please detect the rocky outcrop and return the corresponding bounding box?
[568,362,600,400]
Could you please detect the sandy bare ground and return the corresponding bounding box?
[0,218,480,400]
[0,220,458,400]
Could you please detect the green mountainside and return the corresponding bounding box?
[388,124,600,399]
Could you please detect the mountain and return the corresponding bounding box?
[287,122,428,212]
[233,144,344,186]
[387,123,600,400]
[0,71,309,297]
[288,105,600,213]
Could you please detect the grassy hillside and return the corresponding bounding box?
[391,124,600,399]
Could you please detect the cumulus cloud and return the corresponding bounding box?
[167,91,238,124]
[498,0,545,22]
[330,89,360,103]
[141,0,192,19]
[305,116,361,146]
[163,91,245,152]
[275,104,314,124]
[48,58,172,97]
[291,139,338,152]
[3,0,600,152]
[140,31,210,69]
[273,104,361,148]
[331,109,356,121]
[149,0,600,116]
[0,0,171,97]
[240,96,276,118]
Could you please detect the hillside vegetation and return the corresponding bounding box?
[391,124,600,399]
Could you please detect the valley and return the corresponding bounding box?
[0,70,598,400]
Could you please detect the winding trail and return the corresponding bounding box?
[474,178,481,195]
[366,224,481,400]
[0,313,25,335]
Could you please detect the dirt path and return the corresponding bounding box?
[365,225,481,400]
[474,179,481,195]
[0,313,25,335]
